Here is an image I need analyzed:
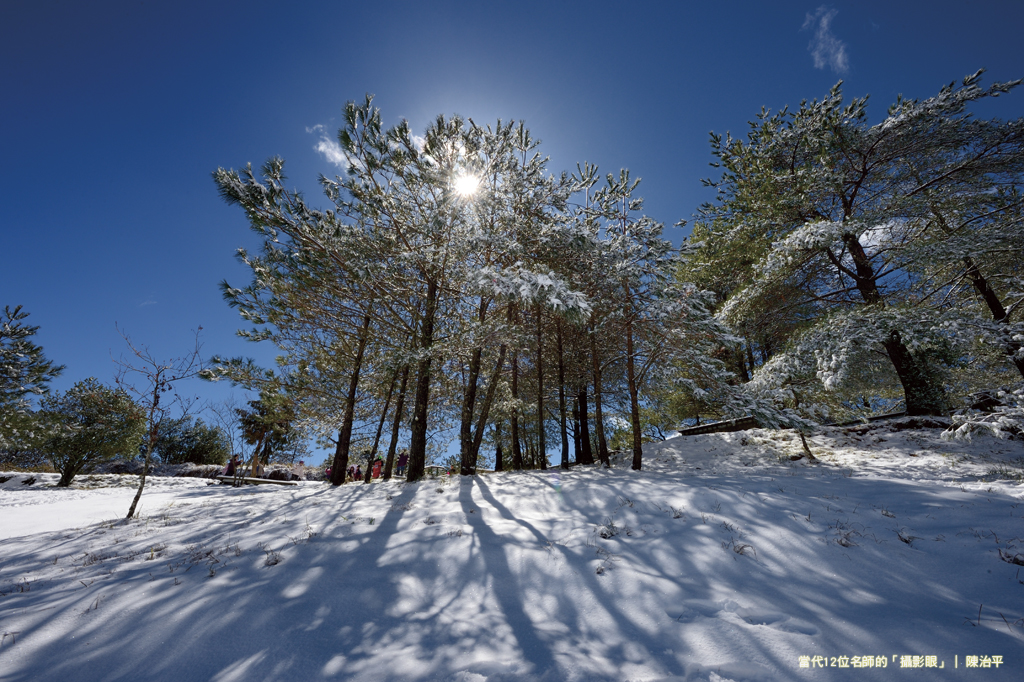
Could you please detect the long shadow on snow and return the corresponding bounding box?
[0,480,425,682]
[2,467,1020,682]
[472,474,694,680]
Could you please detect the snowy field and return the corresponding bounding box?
[1,420,1023,681]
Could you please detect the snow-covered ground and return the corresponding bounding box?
[1,421,1023,681]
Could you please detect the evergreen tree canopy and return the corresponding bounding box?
[149,415,231,466]
[0,305,64,449]
[41,378,146,487]
[690,70,1024,421]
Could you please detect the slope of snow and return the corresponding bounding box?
[1,423,1022,681]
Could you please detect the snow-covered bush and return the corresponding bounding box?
[943,385,1024,441]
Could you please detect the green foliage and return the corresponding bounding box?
[690,71,1024,420]
[235,395,307,464]
[150,416,231,465]
[41,378,146,487]
[0,306,64,450]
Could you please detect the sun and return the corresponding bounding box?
[453,174,479,197]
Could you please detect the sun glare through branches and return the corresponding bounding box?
[453,174,479,197]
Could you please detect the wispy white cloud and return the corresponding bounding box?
[802,6,849,74]
[306,124,348,168]
[139,299,157,307]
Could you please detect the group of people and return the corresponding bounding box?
[323,451,411,483]
[221,456,305,481]
[222,452,415,484]
[222,455,266,478]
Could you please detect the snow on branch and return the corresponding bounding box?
[473,264,591,319]
[944,385,1024,441]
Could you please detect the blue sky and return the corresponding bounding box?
[3,1,1023,459]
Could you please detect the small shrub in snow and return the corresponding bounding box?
[944,386,1024,441]
[896,530,919,546]
[732,543,756,558]
[836,532,858,548]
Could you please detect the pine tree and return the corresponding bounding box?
[696,71,1024,418]
[0,306,64,450]
[214,103,590,481]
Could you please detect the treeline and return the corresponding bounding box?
[5,72,1022,486]
[212,73,1024,474]
[0,307,307,489]
[209,99,743,483]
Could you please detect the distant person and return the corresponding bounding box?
[372,457,382,479]
[396,452,409,477]
[225,455,240,476]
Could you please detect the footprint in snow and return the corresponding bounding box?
[734,607,819,635]
[667,600,818,636]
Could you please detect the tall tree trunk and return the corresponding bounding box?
[363,369,397,483]
[362,448,375,484]
[459,300,489,474]
[408,279,438,482]
[470,344,507,465]
[330,314,372,485]
[459,347,483,474]
[924,198,1023,378]
[557,321,569,470]
[735,348,750,382]
[511,349,523,470]
[329,430,346,484]
[841,236,949,416]
[590,322,610,467]
[746,339,758,377]
[577,385,594,465]
[494,422,504,472]
[572,397,581,464]
[883,331,950,416]
[535,304,546,470]
[626,318,644,471]
[964,256,1024,378]
[383,365,410,480]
